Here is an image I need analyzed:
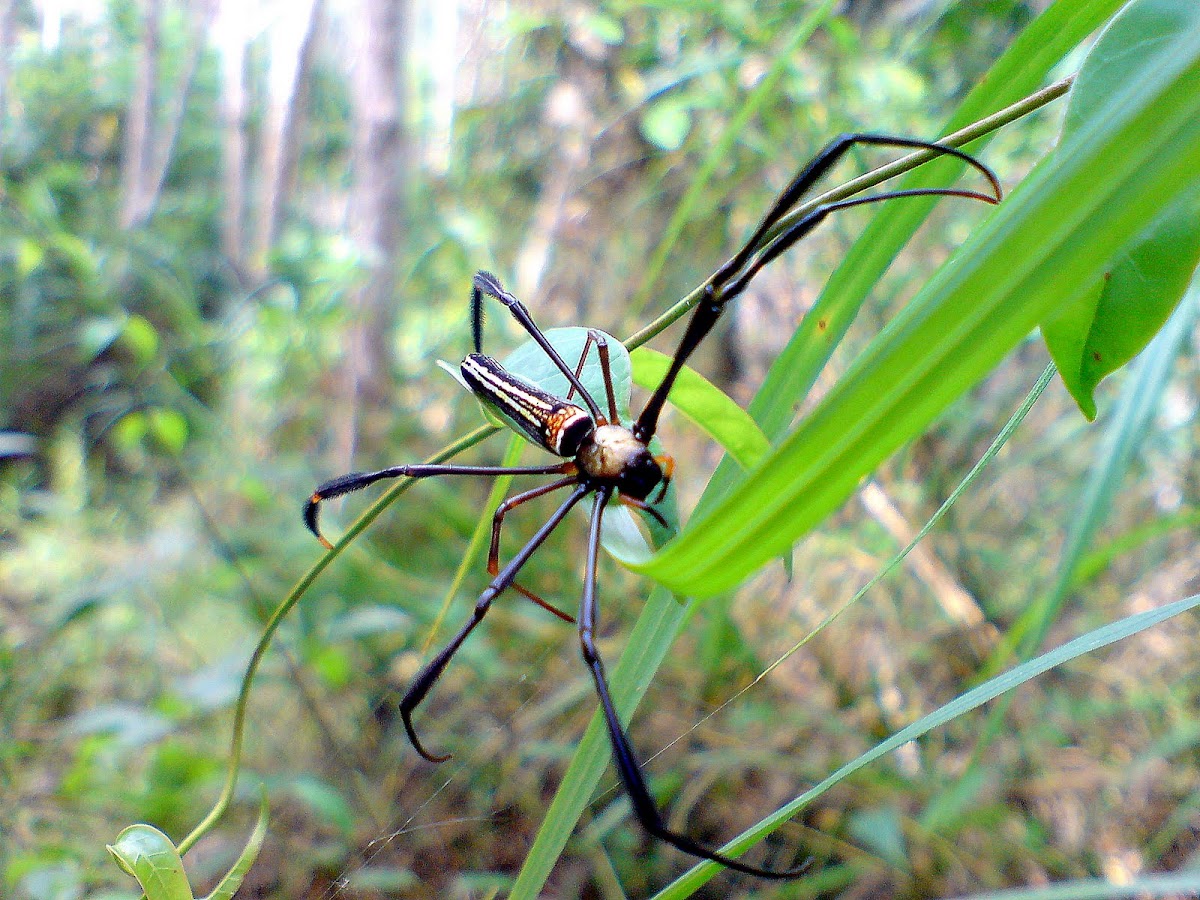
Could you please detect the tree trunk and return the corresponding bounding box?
[119,0,162,230]
[250,0,324,279]
[0,0,16,188]
[214,0,250,272]
[136,0,217,229]
[334,0,409,465]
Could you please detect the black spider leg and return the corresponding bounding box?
[400,481,593,762]
[304,462,574,548]
[634,133,1001,443]
[580,486,810,879]
[471,271,606,422]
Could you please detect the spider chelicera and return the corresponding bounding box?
[305,133,1001,879]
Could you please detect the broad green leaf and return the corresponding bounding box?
[630,347,770,471]
[1044,185,1200,418]
[444,327,671,561]
[638,6,1200,597]
[1062,0,1194,140]
[1042,0,1200,417]
[107,825,193,900]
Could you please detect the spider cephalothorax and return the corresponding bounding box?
[304,133,1001,880]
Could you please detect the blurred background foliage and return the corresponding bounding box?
[2,0,1198,897]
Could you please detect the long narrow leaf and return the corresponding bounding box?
[653,592,1200,897]
[639,8,1200,596]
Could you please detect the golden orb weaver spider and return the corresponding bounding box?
[305,133,1001,879]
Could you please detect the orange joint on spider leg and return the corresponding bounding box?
[655,455,675,481]
[653,454,675,502]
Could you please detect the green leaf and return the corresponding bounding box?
[121,314,161,366]
[107,824,194,900]
[637,4,1200,598]
[1044,185,1200,418]
[640,98,692,152]
[148,407,189,455]
[202,791,268,900]
[1062,0,1194,141]
[1042,0,1200,417]
[630,347,769,471]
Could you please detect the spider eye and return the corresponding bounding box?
[618,452,662,501]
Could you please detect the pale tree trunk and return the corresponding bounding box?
[136,0,217,228]
[214,0,250,271]
[250,0,324,279]
[0,0,15,185]
[119,0,161,229]
[334,0,409,465]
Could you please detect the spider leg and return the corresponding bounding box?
[304,461,574,548]
[489,476,581,623]
[579,487,809,879]
[471,271,605,421]
[595,331,620,425]
[710,133,1000,293]
[618,494,669,530]
[400,482,592,763]
[563,329,620,426]
[634,133,1000,444]
[722,187,999,301]
[652,455,674,504]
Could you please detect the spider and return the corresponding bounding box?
[305,133,1002,879]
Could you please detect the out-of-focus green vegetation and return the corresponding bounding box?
[3,0,1200,898]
